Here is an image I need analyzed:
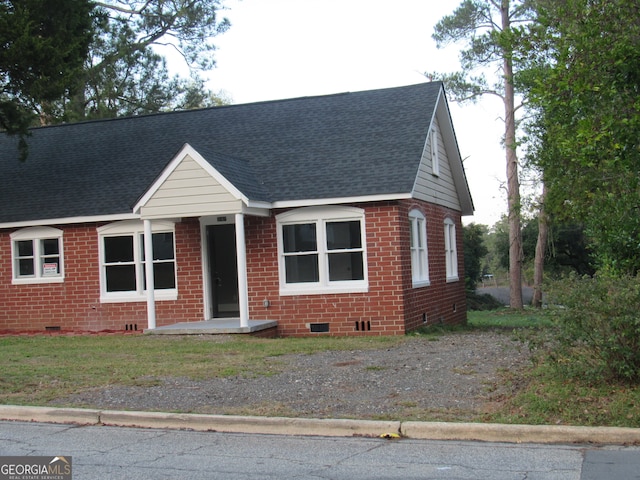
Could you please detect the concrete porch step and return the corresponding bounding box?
[144,319,278,335]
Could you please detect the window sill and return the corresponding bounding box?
[412,279,431,288]
[446,276,460,283]
[12,277,64,285]
[100,290,178,303]
[279,283,369,296]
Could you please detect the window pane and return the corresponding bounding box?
[152,233,174,260]
[17,240,33,257]
[283,224,317,253]
[409,220,416,248]
[285,254,319,283]
[326,221,361,250]
[328,252,364,281]
[41,238,59,255]
[143,263,176,290]
[106,265,136,291]
[416,219,424,248]
[104,236,134,263]
[18,258,35,276]
[154,263,176,289]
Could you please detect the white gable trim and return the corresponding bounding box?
[133,143,248,214]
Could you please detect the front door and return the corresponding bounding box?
[207,224,239,317]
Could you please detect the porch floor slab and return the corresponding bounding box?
[144,319,278,335]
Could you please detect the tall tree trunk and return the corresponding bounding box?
[502,0,524,309]
[532,182,548,308]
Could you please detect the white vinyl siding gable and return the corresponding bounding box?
[414,117,462,211]
[139,155,242,219]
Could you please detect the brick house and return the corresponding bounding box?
[0,82,473,336]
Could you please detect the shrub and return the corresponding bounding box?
[547,274,640,383]
[466,291,504,311]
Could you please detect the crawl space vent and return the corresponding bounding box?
[309,323,330,333]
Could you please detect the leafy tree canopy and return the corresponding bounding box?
[524,0,640,274]
[0,0,94,156]
[58,0,231,122]
[2,0,230,138]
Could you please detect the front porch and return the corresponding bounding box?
[144,318,278,336]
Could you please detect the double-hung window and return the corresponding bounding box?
[10,227,64,284]
[277,207,368,295]
[444,218,458,281]
[98,220,177,302]
[409,209,429,287]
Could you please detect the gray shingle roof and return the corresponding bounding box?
[0,82,443,224]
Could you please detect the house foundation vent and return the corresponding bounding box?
[355,321,371,332]
[309,323,330,333]
[45,326,61,331]
[125,324,138,331]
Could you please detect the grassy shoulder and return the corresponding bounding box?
[468,308,640,428]
[1,310,638,428]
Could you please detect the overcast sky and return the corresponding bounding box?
[177,0,509,226]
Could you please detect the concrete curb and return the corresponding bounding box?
[99,410,400,437]
[400,421,640,444]
[0,405,101,425]
[1,405,639,445]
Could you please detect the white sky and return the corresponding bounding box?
[184,0,509,226]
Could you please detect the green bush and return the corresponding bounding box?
[547,274,640,383]
[466,291,504,311]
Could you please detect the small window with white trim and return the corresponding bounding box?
[277,206,368,295]
[409,209,429,286]
[10,227,64,284]
[444,218,458,281]
[98,220,177,302]
[431,127,440,176]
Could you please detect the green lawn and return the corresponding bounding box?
[1,309,638,427]
[0,334,403,405]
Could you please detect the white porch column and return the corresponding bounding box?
[143,219,156,330]
[235,213,249,328]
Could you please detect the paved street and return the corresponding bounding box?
[1,421,639,479]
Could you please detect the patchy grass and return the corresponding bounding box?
[2,310,639,428]
[0,334,403,406]
[487,364,640,428]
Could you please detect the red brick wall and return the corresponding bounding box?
[1,203,466,336]
[245,202,406,336]
[0,219,203,333]
[245,200,466,337]
[399,200,467,332]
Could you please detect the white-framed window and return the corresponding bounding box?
[276,206,368,295]
[444,217,458,281]
[98,220,177,302]
[409,209,429,287]
[430,127,440,177]
[10,227,64,284]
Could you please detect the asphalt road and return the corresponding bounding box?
[477,285,535,305]
[2,421,639,479]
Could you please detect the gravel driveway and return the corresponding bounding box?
[56,330,531,421]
